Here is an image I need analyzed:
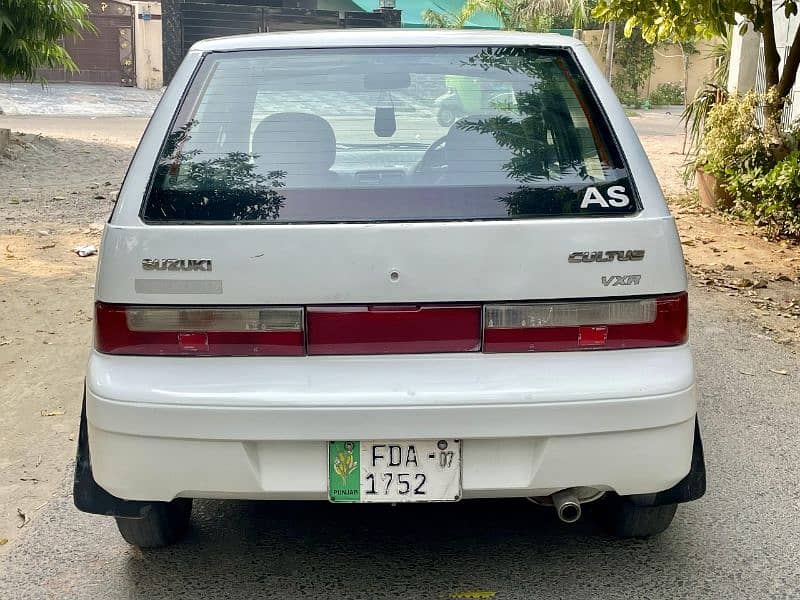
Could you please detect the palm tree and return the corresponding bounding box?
[422,0,588,32]
[514,0,588,30]
[421,4,474,28]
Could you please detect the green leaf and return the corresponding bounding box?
[0,0,94,81]
[623,17,637,37]
[593,0,747,41]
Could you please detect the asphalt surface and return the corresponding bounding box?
[626,107,686,137]
[1,284,798,599]
[0,82,160,117]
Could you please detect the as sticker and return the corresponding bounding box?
[580,185,630,209]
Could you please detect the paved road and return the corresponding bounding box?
[626,107,686,137]
[0,83,160,117]
[1,285,798,600]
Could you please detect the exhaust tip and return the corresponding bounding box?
[552,489,582,524]
[557,501,581,523]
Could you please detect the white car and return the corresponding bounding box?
[73,29,705,547]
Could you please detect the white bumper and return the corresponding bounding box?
[85,346,698,502]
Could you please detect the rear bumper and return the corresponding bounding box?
[83,346,700,503]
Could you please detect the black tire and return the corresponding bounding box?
[437,108,456,127]
[115,498,192,548]
[602,496,677,538]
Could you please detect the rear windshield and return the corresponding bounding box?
[142,46,638,223]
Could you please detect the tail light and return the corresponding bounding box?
[307,305,481,355]
[95,303,304,356]
[95,293,686,357]
[483,293,687,353]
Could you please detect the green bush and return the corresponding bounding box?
[649,82,684,105]
[692,92,800,240]
[615,87,644,107]
[752,151,800,239]
[698,93,773,202]
[611,27,654,108]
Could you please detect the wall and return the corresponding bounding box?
[582,29,719,103]
[131,1,163,89]
[160,1,401,84]
[727,18,760,94]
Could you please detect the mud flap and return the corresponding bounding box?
[73,391,155,519]
[628,416,707,506]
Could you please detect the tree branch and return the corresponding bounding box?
[778,19,800,97]
[762,5,781,90]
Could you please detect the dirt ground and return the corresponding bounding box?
[0,114,798,552]
[635,122,800,346]
[0,120,141,550]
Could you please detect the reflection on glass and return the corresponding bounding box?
[143,46,636,223]
[145,119,287,222]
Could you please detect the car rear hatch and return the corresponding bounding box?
[97,42,687,358]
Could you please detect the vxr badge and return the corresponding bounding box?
[602,275,641,286]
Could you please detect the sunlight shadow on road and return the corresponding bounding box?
[121,498,690,599]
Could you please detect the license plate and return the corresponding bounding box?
[328,440,462,503]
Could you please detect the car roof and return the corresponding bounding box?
[190,28,584,53]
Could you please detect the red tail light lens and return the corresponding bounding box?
[95,295,686,357]
[483,293,687,353]
[95,303,304,356]
[307,305,481,355]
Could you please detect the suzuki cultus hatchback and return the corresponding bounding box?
[74,29,705,547]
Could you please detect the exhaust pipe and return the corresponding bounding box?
[551,489,582,523]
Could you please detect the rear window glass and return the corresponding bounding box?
[142,46,638,223]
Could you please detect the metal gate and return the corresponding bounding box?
[163,0,401,83]
[754,11,800,128]
[39,0,135,86]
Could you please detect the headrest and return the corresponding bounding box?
[252,112,336,173]
[445,115,514,176]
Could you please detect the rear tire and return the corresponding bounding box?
[437,108,456,127]
[115,498,192,548]
[602,496,677,538]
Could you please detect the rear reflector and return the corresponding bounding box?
[95,303,304,356]
[483,293,687,352]
[307,305,481,355]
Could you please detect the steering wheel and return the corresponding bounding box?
[415,134,448,174]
